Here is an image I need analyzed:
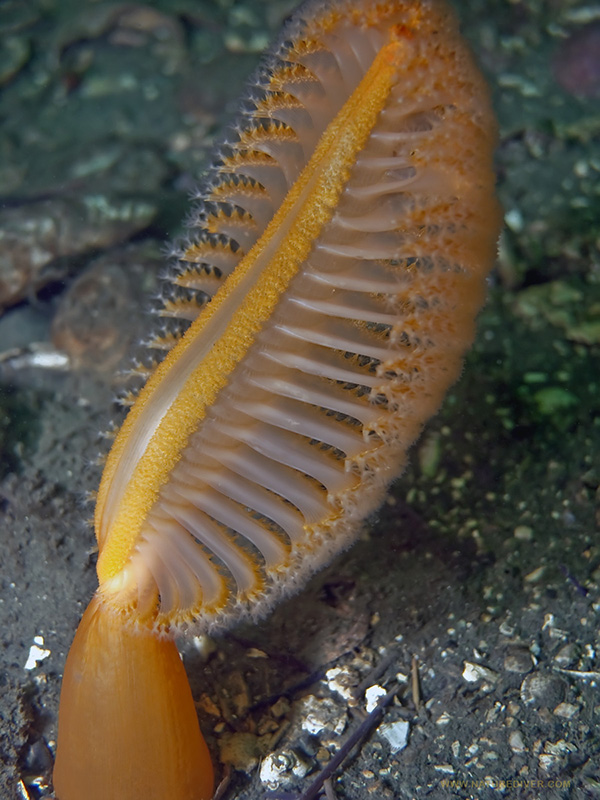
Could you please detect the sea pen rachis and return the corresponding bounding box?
[54,1,502,798]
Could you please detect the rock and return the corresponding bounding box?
[0,196,155,309]
[462,661,498,684]
[553,702,580,719]
[508,730,526,753]
[504,647,533,674]
[50,242,161,372]
[520,672,566,708]
[219,731,263,772]
[553,643,579,668]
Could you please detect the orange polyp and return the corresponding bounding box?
[53,595,214,800]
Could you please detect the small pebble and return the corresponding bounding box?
[504,648,533,673]
[538,752,562,774]
[553,643,578,668]
[462,661,498,683]
[219,732,262,772]
[520,673,566,708]
[513,524,533,541]
[553,702,580,719]
[509,731,527,753]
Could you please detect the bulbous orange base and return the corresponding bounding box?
[53,594,214,800]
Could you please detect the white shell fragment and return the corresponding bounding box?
[259,750,310,790]
[365,684,387,713]
[325,666,356,701]
[24,635,51,670]
[379,719,410,753]
[462,661,498,683]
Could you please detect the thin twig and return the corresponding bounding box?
[556,668,600,680]
[559,563,588,596]
[292,683,398,800]
[411,654,421,712]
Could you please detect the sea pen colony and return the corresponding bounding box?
[53,1,501,797]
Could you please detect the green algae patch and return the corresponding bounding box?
[532,386,579,416]
[513,278,600,346]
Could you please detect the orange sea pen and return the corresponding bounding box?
[53,0,501,797]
